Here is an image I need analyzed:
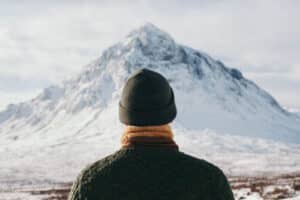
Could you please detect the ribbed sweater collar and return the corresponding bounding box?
[120,124,179,151]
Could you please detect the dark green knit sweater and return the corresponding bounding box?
[68,147,234,200]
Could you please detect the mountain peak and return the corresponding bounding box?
[127,23,172,41]
[135,22,163,33]
[122,23,177,61]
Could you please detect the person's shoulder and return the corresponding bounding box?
[177,151,226,176]
[80,149,126,178]
[176,151,234,199]
[68,150,126,199]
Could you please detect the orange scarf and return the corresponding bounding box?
[121,124,179,151]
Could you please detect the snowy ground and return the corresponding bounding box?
[1,175,300,200]
[0,127,300,199]
[1,126,300,186]
[231,174,300,199]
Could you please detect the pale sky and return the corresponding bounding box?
[0,0,299,111]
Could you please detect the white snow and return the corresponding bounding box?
[0,23,299,192]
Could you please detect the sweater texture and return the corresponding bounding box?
[68,125,234,200]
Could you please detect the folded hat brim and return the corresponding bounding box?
[119,89,177,126]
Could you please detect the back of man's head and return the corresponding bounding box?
[119,68,177,126]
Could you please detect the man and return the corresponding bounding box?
[68,68,234,200]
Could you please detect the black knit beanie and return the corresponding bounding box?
[119,68,177,126]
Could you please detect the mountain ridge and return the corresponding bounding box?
[1,23,298,142]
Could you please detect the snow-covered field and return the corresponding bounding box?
[1,123,299,187]
[1,174,300,200]
[0,24,299,199]
[1,125,299,199]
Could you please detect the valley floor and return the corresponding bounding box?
[1,174,300,200]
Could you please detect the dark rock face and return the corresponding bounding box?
[229,68,243,80]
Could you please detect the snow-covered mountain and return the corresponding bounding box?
[0,23,299,187]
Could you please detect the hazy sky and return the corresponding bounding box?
[0,0,299,110]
